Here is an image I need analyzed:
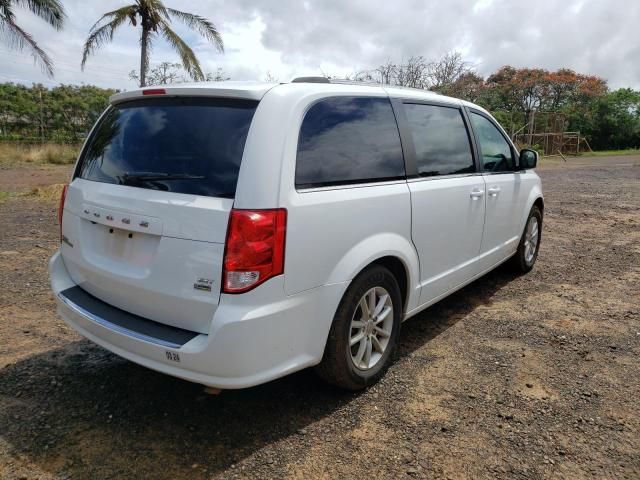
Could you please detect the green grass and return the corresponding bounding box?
[0,191,9,203]
[581,149,640,157]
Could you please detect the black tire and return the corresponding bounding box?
[315,265,402,390]
[510,205,542,273]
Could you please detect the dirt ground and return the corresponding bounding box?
[0,156,638,479]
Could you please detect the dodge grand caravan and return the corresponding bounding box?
[49,79,543,390]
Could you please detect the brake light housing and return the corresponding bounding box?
[222,209,287,293]
[58,184,68,242]
[142,88,166,95]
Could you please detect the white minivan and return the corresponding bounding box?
[49,79,543,390]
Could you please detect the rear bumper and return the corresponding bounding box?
[49,251,346,389]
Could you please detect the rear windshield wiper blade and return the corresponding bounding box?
[119,172,205,182]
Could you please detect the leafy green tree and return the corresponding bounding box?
[0,82,115,142]
[81,0,224,87]
[581,89,640,150]
[442,72,485,103]
[0,0,66,77]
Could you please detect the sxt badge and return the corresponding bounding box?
[194,277,213,292]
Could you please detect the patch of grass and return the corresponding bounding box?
[0,191,10,203]
[581,149,640,157]
[0,142,79,166]
[28,183,66,202]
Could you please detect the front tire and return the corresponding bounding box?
[511,205,542,273]
[315,265,402,390]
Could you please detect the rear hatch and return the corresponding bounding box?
[61,95,258,334]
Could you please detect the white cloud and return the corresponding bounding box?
[0,0,637,90]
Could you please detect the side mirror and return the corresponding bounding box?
[519,148,538,170]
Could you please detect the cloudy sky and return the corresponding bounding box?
[1,0,639,90]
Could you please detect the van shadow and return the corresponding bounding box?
[0,265,516,478]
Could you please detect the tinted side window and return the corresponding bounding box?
[470,112,515,173]
[404,103,475,177]
[296,97,405,188]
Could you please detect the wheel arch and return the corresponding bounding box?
[533,196,544,216]
[369,256,410,315]
[326,233,421,315]
[518,183,544,234]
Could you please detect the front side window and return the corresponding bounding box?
[296,96,405,188]
[76,97,258,198]
[404,103,475,177]
[470,112,516,173]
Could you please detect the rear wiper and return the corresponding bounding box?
[119,172,205,182]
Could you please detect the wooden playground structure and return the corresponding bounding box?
[510,111,593,158]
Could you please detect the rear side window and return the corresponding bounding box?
[76,97,257,198]
[296,96,405,188]
[404,103,475,177]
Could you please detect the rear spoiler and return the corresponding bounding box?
[110,82,277,105]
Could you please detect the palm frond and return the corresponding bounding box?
[145,0,170,22]
[81,10,131,70]
[167,8,223,52]
[87,5,136,35]
[159,22,204,81]
[14,0,65,30]
[0,16,53,76]
[0,0,14,21]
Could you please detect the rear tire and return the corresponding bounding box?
[315,265,402,390]
[510,205,542,273]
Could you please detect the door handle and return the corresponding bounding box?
[470,188,484,199]
[488,186,501,196]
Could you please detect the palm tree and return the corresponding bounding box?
[0,0,66,77]
[81,0,224,87]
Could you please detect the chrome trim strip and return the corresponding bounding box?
[296,179,408,193]
[57,292,182,349]
[406,172,483,183]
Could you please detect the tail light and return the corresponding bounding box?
[58,184,68,242]
[222,209,287,293]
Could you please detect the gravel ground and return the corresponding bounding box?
[0,157,638,479]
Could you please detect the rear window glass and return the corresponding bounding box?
[296,96,405,188]
[76,97,257,198]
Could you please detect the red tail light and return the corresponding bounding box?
[222,209,287,293]
[58,184,68,242]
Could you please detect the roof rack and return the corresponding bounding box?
[290,77,438,93]
[289,77,443,99]
[291,76,330,83]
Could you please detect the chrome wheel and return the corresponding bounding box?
[523,216,539,264]
[349,286,394,370]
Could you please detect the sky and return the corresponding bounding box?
[1,0,639,91]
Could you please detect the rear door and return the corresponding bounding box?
[61,96,258,333]
[396,100,486,306]
[468,110,526,270]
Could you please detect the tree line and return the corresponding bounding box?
[1,58,638,150]
[343,53,639,151]
[0,83,115,143]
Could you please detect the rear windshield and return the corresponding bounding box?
[75,97,258,198]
